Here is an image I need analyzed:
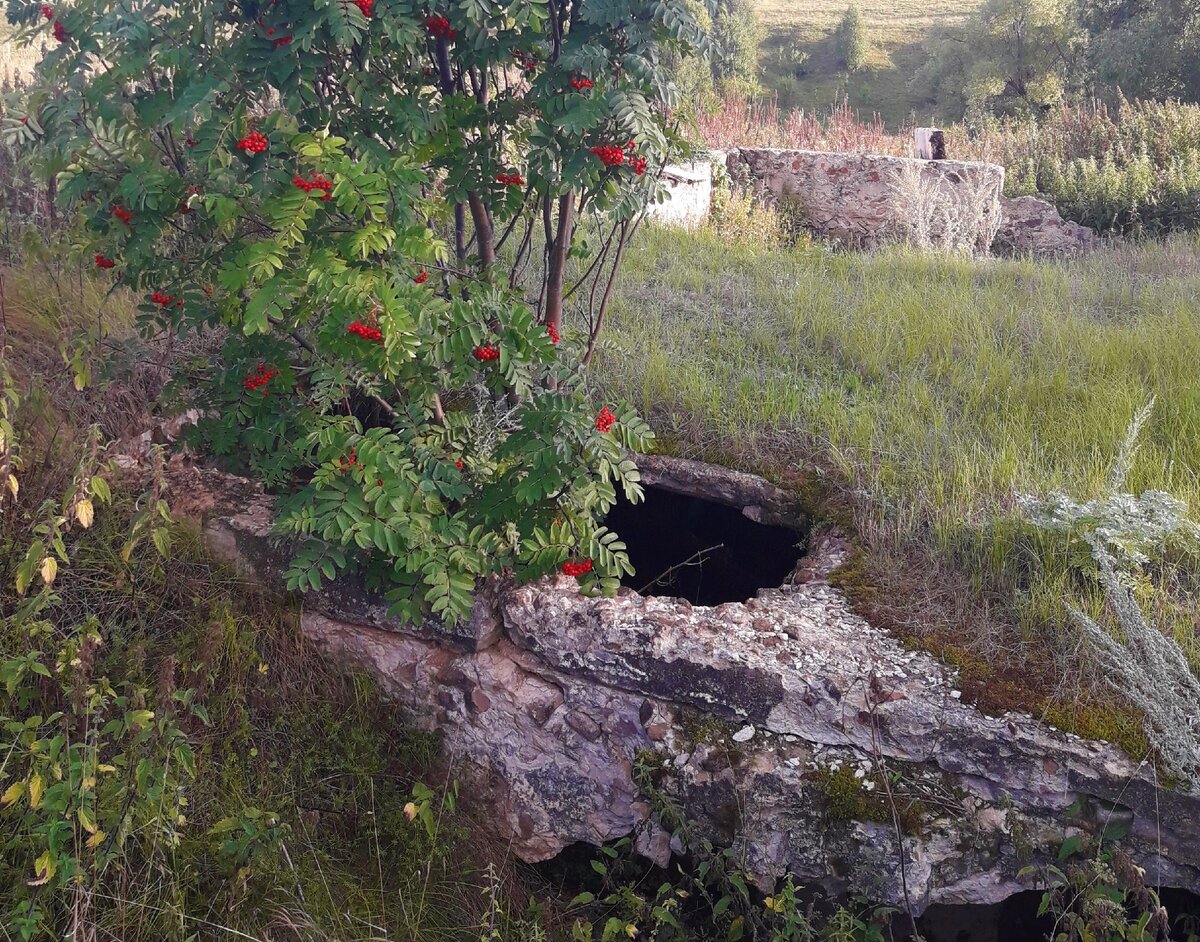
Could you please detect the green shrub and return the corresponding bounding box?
[979,98,1200,234]
[4,0,715,625]
[835,5,868,75]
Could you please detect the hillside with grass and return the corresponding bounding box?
[751,0,982,126]
[599,224,1200,749]
[6,0,1200,938]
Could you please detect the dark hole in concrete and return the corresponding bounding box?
[915,886,1200,941]
[604,484,805,605]
[915,891,1053,941]
[540,844,1200,941]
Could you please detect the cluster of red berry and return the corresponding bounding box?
[237,131,268,154]
[570,76,594,91]
[592,141,647,175]
[353,0,373,16]
[413,270,429,284]
[150,290,177,307]
[514,52,538,72]
[94,254,115,269]
[293,173,333,200]
[112,205,134,224]
[39,4,67,41]
[562,558,593,577]
[424,15,457,39]
[595,406,616,432]
[546,324,560,344]
[472,345,500,362]
[337,448,359,472]
[591,144,625,166]
[272,34,292,47]
[347,320,383,342]
[454,459,464,469]
[242,363,278,393]
[496,171,524,186]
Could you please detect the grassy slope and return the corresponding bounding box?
[0,261,551,941]
[752,0,980,127]
[596,225,1200,747]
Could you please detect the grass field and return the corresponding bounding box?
[596,224,1200,749]
[752,0,982,127]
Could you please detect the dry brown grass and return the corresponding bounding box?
[0,27,39,83]
[752,0,978,42]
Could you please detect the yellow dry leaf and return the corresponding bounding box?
[5,474,17,499]
[28,850,54,886]
[1,781,24,806]
[75,498,94,529]
[28,773,44,809]
[39,556,57,586]
[86,830,106,849]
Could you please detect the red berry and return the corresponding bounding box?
[353,0,373,16]
[150,290,176,307]
[236,131,268,154]
[570,77,594,91]
[413,270,429,284]
[292,173,333,198]
[591,145,625,167]
[347,320,383,343]
[94,254,115,269]
[52,19,68,42]
[455,460,463,469]
[112,205,134,224]
[242,363,279,393]
[562,558,593,577]
[496,171,525,186]
[472,345,500,362]
[546,324,560,344]
[40,5,53,19]
[595,406,616,433]
[425,14,455,38]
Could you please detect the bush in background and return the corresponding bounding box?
[835,6,868,75]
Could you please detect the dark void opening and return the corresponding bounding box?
[915,891,1053,941]
[604,485,805,605]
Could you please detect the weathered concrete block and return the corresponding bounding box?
[994,194,1103,258]
[647,159,713,229]
[727,147,1005,250]
[138,452,1200,914]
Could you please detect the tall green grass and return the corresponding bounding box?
[594,226,1200,725]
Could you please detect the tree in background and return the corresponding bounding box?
[912,0,1083,119]
[1078,0,1200,103]
[5,0,711,624]
[664,0,763,114]
[836,5,869,75]
[710,0,764,95]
